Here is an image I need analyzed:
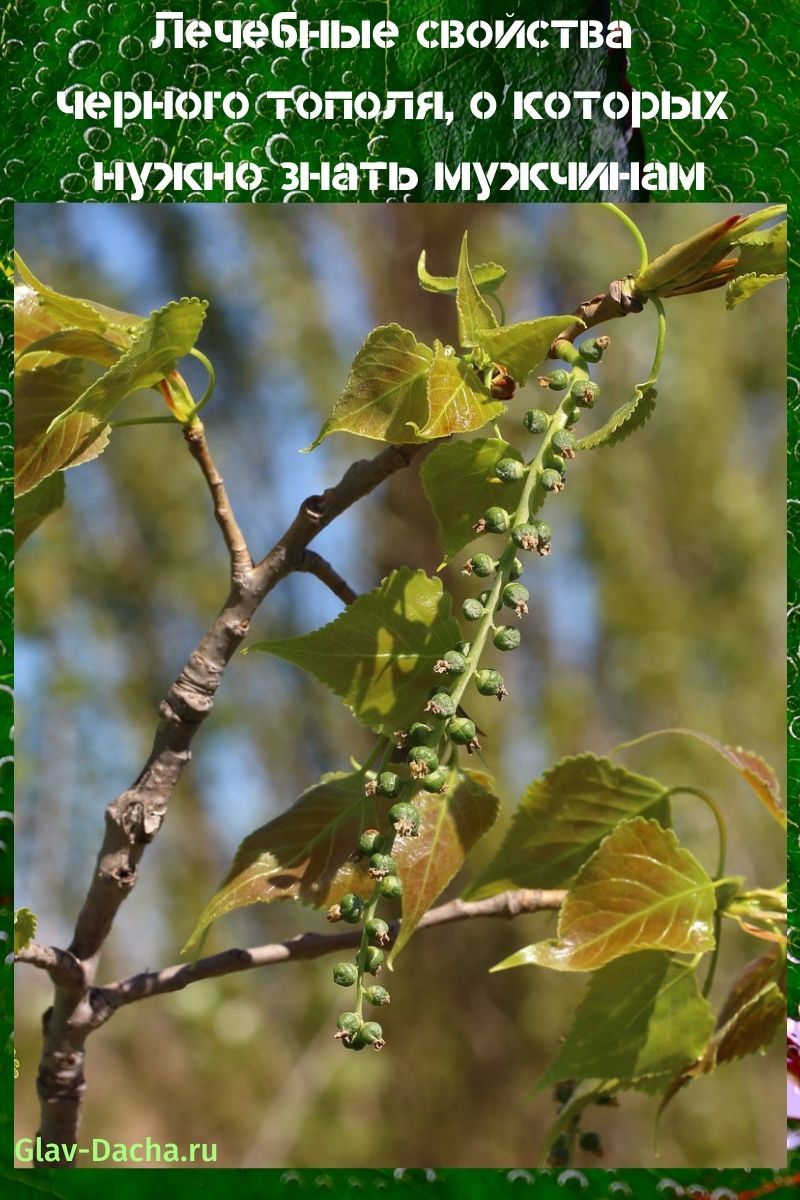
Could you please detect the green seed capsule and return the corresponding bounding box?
[336,1011,362,1037]
[508,556,524,581]
[388,801,420,837]
[358,828,385,856]
[363,946,384,975]
[541,468,564,492]
[579,338,604,363]
[380,874,404,900]
[454,641,471,656]
[408,721,434,746]
[365,917,390,945]
[462,597,484,622]
[547,368,570,390]
[483,506,511,534]
[548,453,567,474]
[471,553,495,577]
[436,650,467,676]
[512,523,539,552]
[369,853,396,879]
[493,625,521,651]
[494,457,524,482]
[566,407,582,428]
[342,1038,367,1052]
[357,1020,385,1047]
[425,692,457,718]
[570,379,599,408]
[475,669,505,696]
[364,985,391,1007]
[523,409,550,435]
[547,1135,571,1168]
[408,745,439,773]
[533,520,552,555]
[338,893,364,924]
[551,430,577,457]
[553,1080,576,1105]
[503,583,530,613]
[421,767,448,793]
[579,1131,602,1155]
[447,716,477,745]
[333,961,358,987]
[376,771,403,799]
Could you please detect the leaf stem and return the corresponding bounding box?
[667,786,728,997]
[600,203,649,277]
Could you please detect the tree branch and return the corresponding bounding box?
[15,943,86,992]
[299,549,358,605]
[549,278,647,352]
[93,888,565,1018]
[183,418,251,573]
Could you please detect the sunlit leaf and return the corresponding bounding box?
[491,817,716,973]
[537,951,714,1089]
[455,233,497,348]
[576,384,657,451]
[305,323,432,449]
[420,437,525,564]
[15,252,143,340]
[467,754,670,899]
[725,272,784,310]
[417,249,506,295]
[389,768,500,964]
[733,219,787,274]
[15,472,66,550]
[247,567,461,736]
[474,315,577,384]
[412,343,504,439]
[14,907,38,953]
[16,328,124,372]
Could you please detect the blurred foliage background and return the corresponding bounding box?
[14,204,785,1167]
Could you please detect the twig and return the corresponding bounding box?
[299,549,358,605]
[15,943,85,992]
[92,888,565,1018]
[183,419,251,573]
[549,279,646,352]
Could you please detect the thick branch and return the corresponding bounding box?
[94,888,565,1017]
[299,549,358,605]
[15,944,86,992]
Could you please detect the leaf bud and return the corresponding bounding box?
[333,961,358,987]
[364,985,391,1007]
[493,457,525,483]
[493,625,521,651]
[490,365,515,400]
[379,874,404,900]
[434,649,468,676]
[523,408,550,435]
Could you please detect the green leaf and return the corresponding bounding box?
[537,951,714,1090]
[305,324,433,449]
[473,315,577,384]
[15,472,66,549]
[15,252,143,340]
[420,437,525,564]
[183,767,499,957]
[491,816,716,973]
[389,768,500,965]
[733,219,787,275]
[411,343,504,440]
[417,249,507,295]
[725,272,784,310]
[14,908,38,953]
[247,567,461,736]
[576,384,657,451]
[455,233,498,348]
[16,328,124,372]
[14,298,207,497]
[467,754,670,899]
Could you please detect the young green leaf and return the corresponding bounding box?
[305,324,433,449]
[466,754,670,899]
[576,384,657,451]
[15,472,66,550]
[16,328,124,373]
[725,272,784,311]
[247,567,461,735]
[15,252,143,340]
[420,437,525,563]
[14,298,207,497]
[411,343,504,439]
[473,315,577,384]
[15,359,110,498]
[455,233,498,348]
[537,951,714,1090]
[14,907,38,954]
[732,219,786,275]
[491,817,716,973]
[417,249,506,295]
[389,768,500,965]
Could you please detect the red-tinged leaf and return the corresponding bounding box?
[635,214,742,294]
[412,343,504,439]
[491,817,716,973]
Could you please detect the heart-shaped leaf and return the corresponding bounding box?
[455,233,498,348]
[412,343,504,440]
[305,324,433,449]
[467,754,670,899]
[183,767,499,957]
[389,768,500,964]
[491,817,716,973]
[15,252,143,341]
[247,567,461,736]
[537,951,714,1090]
[474,315,577,384]
[420,437,525,564]
[417,249,506,295]
[576,384,657,451]
[15,472,66,550]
